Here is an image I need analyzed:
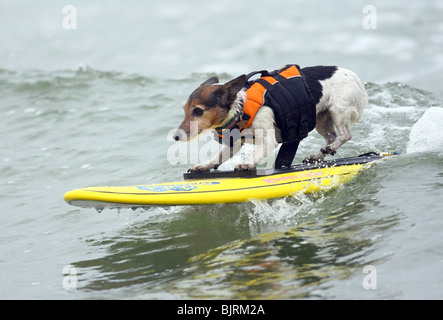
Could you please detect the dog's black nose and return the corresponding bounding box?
[173,130,183,141]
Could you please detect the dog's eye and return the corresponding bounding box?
[192,107,204,117]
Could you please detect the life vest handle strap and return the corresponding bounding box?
[245,70,271,82]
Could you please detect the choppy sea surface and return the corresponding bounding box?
[1,0,443,300]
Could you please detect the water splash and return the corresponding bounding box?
[407,107,443,154]
[244,192,323,231]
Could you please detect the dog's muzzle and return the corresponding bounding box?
[173,129,187,141]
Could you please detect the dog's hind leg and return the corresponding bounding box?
[323,116,353,155]
[304,111,338,162]
[304,67,367,163]
[305,108,356,162]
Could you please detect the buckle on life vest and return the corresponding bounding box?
[241,113,250,122]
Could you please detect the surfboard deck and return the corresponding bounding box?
[64,152,393,209]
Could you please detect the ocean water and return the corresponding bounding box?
[1,0,443,300]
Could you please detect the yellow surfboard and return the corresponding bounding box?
[64,152,392,209]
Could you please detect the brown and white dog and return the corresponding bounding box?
[174,65,367,173]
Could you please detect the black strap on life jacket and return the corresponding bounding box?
[249,65,315,144]
[246,65,316,168]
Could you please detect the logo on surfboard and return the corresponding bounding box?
[136,181,220,192]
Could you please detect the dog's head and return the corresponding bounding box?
[173,75,246,141]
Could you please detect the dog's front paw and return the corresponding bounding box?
[235,163,256,171]
[188,163,215,174]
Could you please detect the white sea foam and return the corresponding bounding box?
[407,107,443,154]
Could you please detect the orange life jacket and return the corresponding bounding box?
[243,64,303,128]
[215,64,315,168]
[215,65,315,142]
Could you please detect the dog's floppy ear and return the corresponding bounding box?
[223,74,246,92]
[200,76,219,86]
[222,74,247,103]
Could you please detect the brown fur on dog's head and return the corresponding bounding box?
[174,75,246,141]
